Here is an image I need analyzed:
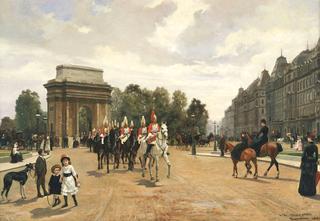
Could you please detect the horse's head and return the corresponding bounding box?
[160,123,168,138]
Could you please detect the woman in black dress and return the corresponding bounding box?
[298,132,318,196]
[231,132,248,160]
[49,164,62,207]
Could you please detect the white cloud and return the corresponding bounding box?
[148,0,209,52]
[0,0,318,122]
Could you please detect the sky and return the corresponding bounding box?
[0,0,319,122]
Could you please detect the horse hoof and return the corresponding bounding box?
[263,172,268,176]
[167,175,170,179]
[156,179,160,182]
[142,174,145,177]
[151,177,155,181]
[275,175,279,179]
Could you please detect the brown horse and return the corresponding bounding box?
[224,142,258,179]
[246,134,283,179]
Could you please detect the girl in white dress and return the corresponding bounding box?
[60,154,79,208]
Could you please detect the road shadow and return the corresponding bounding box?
[86,170,107,178]
[0,196,38,205]
[136,179,160,188]
[30,207,72,219]
[305,195,320,201]
[259,176,299,183]
[237,177,270,184]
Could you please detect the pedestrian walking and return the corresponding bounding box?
[60,154,79,208]
[298,132,319,196]
[219,134,226,157]
[48,164,62,207]
[35,149,49,197]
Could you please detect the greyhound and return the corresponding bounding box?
[1,163,34,200]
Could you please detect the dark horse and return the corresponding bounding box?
[96,133,113,173]
[120,133,132,168]
[128,129,139,171]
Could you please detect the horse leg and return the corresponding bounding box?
[264,159,274,177]
[244,162,249,178]
[163,152,171,178]
[141,157,146,177]
[149,157,154,180]
[19,184,22,199]
[97,153,101,170]
[101,153,104,169]
[155,157,160,182]
[233,161,238,178]
[106,152,109,173]
[274,159,280,179]
[253,158,258,179]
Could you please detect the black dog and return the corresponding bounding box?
[1,163,34,200]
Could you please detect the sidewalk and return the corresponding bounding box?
[0,152,51,173]
[194,151,320,170]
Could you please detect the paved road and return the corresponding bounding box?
[0,147,319,221]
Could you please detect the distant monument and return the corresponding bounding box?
[44,64,112,147]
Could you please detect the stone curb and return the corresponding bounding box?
[0,153,52,173]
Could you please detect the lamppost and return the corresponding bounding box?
[43,116,47,136]
[213,121,217,151]
[35,112,40,134]
[191,114,196,156]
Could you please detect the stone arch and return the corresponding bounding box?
[44,65,112,147]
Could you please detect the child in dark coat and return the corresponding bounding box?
[48,164,62,207]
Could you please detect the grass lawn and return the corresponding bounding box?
[0,151,30,157]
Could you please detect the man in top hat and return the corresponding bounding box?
[138,116,148,144]
[145,111,160,156]
[119,116,131,144]
[35,149,49,197]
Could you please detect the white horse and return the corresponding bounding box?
[141,123,171,182]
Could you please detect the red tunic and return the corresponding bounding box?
[147,123,160,144]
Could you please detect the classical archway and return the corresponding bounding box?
[44,64,112,147]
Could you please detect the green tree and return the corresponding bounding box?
[15,89,42,136]
[186,98,209,135]
[152,87,170,123]
[0,116,16,131]
[110,87,124,122]
[167,90,187,138]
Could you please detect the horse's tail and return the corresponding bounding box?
[276,143,283,153]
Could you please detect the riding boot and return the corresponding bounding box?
[62,196,68,208]
[56,197,61,206]
[72,195,78,206]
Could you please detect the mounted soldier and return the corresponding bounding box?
[119,116,131,145]
[145,111,160,157]
[138,116,148,144]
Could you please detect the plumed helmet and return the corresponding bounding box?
[151,111,157,122]
[123,116,128,126]
[141,116,146,126]
[103,115,108,127]
[130,120,134,128]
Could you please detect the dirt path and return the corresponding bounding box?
[0,147,319,221]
